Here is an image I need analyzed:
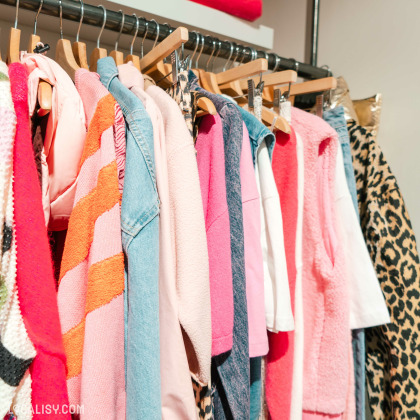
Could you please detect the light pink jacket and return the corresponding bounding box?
[196,113,234,356]
[21,53,86,231]
[143,76,211,419]
[292,108,350,417]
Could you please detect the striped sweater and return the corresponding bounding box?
[58,70,126,419]
[0,63,36,420]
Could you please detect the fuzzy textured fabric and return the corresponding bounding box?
[0,63,35,420]
[147,84,211,386]
[196,114,234,357]
[9,62,70,419]
[292,107,349,416]
[58,70,126,419]
[266,127,299,420]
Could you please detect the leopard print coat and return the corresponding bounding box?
[348,122,420,419]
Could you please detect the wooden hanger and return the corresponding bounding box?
[196,96,217,118]
[142,23,188,81]
[55,0,80,81]
[218,54,268,97]
[218,57,268,86]
[195,39,223,94]
[72,0,89,69]
[124,14,141,71]
[7,0,21,64]
[89,5,107,73]
[239,69,297,90]
[109,10,124,66]
[26,0,52,115]
[279,76,337,96]
[145,22,175,87]
[261,107,291,133]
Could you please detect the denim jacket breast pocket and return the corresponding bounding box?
[120,110,160,249]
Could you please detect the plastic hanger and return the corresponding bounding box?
[89,5,107,73]
[7,0,20,64]
[124,14,140,70]
[72,0,89,69]
[55,0,80,81]
[110,10,124,66]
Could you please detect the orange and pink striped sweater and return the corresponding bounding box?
[57,70,126,419]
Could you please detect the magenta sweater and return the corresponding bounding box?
[196,114,234,356]
[10,63,70,419]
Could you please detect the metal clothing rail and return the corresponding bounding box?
[0,0,331,79]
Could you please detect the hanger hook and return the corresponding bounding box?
[223,41,233,71]
[140,18,149,58]
[129,14,139,55]
[96,5,106,48]
[114,10,124,51]
[58,0,64,39]
[150,19,159,49]
[210,40,221,71]
[321,64,332,77]
[33,0,43,35]
[14,0,19,29]
[229,45,240,69]
[239,46,247,64]
[75,0,84,42]
[205,38,216,71]
[195,33,205,69]
[189,31,199,69]
[272,55,281,72]
[292,58,299,75]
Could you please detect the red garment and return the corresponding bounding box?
[189,0,262,21]
[265,128,298,420]
[10,63,70,419]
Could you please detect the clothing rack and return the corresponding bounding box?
[0,0,331,79]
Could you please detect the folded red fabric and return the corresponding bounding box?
[189,0,262,21]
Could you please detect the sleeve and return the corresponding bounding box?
[257,141,294,333]
[170,140,211,385]
[334,146,390,329]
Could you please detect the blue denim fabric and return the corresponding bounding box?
[236,105,274,418]
[236,106,276,164]
[250,357,262,420]
[189,71,250,420]
[98,57,161,420]
[323,106,365,420]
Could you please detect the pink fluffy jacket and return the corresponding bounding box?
[292,107,350,417]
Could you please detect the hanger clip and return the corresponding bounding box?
[34,43,50,54]
[316,93,324,118]
[171,50,179,84]
[248,79,255,111]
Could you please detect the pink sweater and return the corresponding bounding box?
[240,123,268,357]
[10,63,70,419]
[196,114,234,356]
[58,70,126,419]
[292,108,350,417]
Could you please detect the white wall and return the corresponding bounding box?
[317,0,420,241]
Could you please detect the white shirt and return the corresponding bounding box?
[256,139,294,333]
[334,138,390,329]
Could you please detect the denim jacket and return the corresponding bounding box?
[97,57,161,419]
[236,106,276,164]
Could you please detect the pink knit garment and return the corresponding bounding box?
[9,63,70,419]
[292,107,350,417]
[196,113,234,356]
